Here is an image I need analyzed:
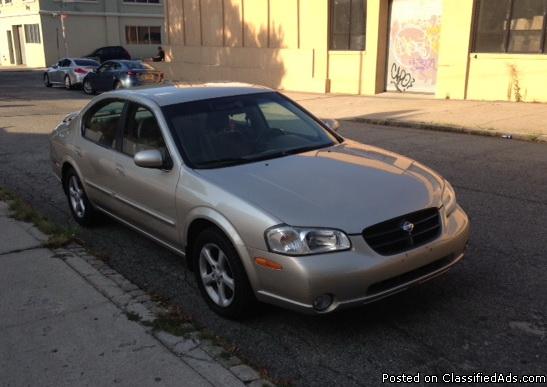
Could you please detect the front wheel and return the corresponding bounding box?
[64,169,97,226]
[193,228,257,319]
[83,79,95,95]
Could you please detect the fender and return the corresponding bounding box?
[183,206,260,290]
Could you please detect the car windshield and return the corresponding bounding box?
[74,59,99,66]
[127,62,154,70]
[162,92,340,169]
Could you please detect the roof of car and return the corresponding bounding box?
[109,82,273,106]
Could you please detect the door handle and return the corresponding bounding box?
[115,165,125,176]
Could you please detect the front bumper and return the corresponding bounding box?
[248,205,470,314]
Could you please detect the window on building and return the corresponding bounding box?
[329,0,366,50]
[24,24,41,44]
[474,0,547,53]
[125,26,162,45]
[123,0,160,4]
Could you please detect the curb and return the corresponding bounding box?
[350,117,547,144]
[53,243,275,387]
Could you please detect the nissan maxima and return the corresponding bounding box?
[49,83,469,318]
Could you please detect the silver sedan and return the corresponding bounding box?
[44,58,100,89]
[49,84,470,318]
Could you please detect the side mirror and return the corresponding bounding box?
[52,65,58,69]
[134,149,164,169]
[322,119,340,132]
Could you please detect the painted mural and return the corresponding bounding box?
[386,0,443,93]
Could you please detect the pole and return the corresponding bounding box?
[60,1,68,57]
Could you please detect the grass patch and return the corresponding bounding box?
[143,315,195,337]
[0,186,76,248]
[125,311,141,322]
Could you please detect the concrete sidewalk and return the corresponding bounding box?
[283,91,547,143]
[0,201,270,387]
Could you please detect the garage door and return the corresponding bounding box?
[386,0,443,93]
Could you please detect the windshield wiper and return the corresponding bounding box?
[196,144,334,169]
[246,143,333,162]
[196,158,250,169]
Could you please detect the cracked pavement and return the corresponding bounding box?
[0,70,546,386]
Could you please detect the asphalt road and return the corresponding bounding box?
[1,70,546,386]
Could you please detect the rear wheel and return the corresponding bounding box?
[83,79,95,95]
[193,228,257,319]
[44,74,51,87]
[64,75,72,90]
[64,169,97,226]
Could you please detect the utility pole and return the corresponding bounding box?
[60,0,69,57]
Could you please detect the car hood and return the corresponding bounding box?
[196,140,444,234]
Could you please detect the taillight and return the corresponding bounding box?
[160,72,164,80]
[127,71,137,77]
[74,68,88,74]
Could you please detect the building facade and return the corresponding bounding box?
[0,0,164,68]
[161,0,547,102]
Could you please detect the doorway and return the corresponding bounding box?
[385,0,443,93]
[12,25,26,65]
[6,30,15,64]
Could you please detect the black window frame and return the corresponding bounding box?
[328,0,367,51]
[473,0,547,54]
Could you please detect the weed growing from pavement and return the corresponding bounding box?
[125,311,141,322]
[0,186,76,248]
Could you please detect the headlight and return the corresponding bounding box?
[265,226,351,256]
[442,180,457,216]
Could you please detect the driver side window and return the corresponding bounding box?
[122,104,167,158]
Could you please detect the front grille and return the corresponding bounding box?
[367,254,455,295]
[362,208,441,255]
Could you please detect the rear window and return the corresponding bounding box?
[127,62,155,70]
[74,59,99,66]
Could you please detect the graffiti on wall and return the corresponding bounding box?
[386,0,442,93]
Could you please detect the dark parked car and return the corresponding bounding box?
[82,60,164,94]
[84,46,131,63]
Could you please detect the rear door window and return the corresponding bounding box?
[83,100,125,148]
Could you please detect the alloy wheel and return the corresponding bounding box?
[83,81,93,94]
[65,76,71,89]
[199,243,235,307]
[68,175,86,218]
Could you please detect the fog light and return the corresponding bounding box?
[313,294,333,312]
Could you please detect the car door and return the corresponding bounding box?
[51,59,64,83]
[94,62,115,91]
[77,99,126,211]
[111,102,180,245]
[59,59,72,82]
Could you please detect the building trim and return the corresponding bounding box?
[39,10,163,18]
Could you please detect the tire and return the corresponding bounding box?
[63,169,97,226]
[83,79,95,95]
[193,228,257,319]
[44,74,52,87]
[64,75,72,90]
[114,80,122,90]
